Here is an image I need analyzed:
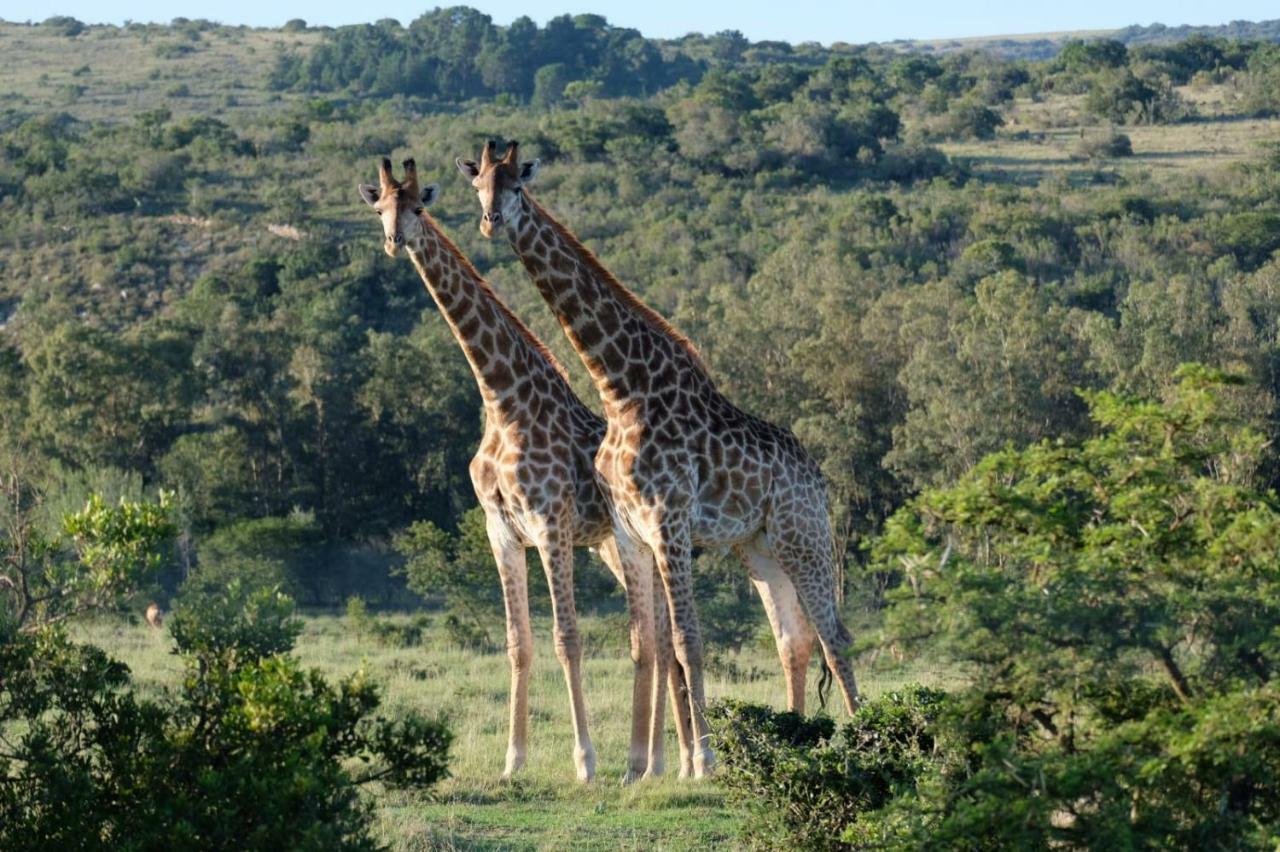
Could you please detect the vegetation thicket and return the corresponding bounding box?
[3,9,1280,848]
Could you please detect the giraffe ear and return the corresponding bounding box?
[456,158,479,178]
[419,183,440,207]
[518,159,540,182]
[358,183,380,207]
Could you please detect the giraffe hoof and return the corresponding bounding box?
[620,769,642,786]
[574,746,597,783]
[691,748,716,779]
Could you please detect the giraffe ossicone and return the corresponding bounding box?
[462,141,861,778]
[360,156,693,784]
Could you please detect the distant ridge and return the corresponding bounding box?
[883,17,1280,60]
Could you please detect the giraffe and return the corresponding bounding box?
[459,141,860,777]
[359,157,689,783]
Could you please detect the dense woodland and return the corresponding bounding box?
[5,12,1280,609]
[3,9,1280,849]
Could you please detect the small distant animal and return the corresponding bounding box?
[145,602,163,630]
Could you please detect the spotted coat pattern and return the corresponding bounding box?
[360,158,690,783]
[461,143,860,777]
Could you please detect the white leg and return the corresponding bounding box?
[736,542,817,713]
[486,517,533,778]
[535,529,596,781]
[597,535,657,784]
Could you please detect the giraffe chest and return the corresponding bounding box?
[470,425,612,548]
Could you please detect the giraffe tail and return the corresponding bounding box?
[817,657,833,711]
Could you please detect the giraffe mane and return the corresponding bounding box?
[418,209,573,384]
[524,194,709,376]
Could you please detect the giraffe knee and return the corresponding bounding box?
[553,628,582,665]
[508,640,532,674]
[671,632,703,671]
[781,634,812,671]
[629,625,655,666]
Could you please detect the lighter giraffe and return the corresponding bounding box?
[360,157,686,783]
[460,142,859,777]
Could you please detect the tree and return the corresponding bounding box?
[887,273,1092,488]
[0,442,173,633]
[532,62,573,108]
[868,366,1280,847]
[393,506,500,633]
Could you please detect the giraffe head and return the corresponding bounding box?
[456,140,539,238]
[358,157,440,257]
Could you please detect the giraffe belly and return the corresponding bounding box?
[691,498,765,548]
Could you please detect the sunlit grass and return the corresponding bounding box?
[75,611,959,850]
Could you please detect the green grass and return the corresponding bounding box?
[74,611,960,850]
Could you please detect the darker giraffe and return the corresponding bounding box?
[460,141,858,777]
[360,157,685,783]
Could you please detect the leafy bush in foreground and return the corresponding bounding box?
[0,584,452,851]
[709,687,947,850]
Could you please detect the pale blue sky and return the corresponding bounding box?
[2,1,1276,45]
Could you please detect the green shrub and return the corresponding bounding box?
[1072,129,1134,159]
[709,686,948,850]
[867,367,1280,848]
[41,16,85,37]
[0,587,451,851]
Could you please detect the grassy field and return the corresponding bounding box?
[939,87,1280,187]
[74,611,960,850]
[0,22,321,121]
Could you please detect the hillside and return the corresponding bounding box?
[2,8,1280,593]
[885,17,1280,59]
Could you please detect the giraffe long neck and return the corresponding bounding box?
[407,212,563,411]
[508,194,710,414]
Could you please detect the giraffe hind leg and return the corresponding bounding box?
[756,528,860,715]
[734,542,816,714]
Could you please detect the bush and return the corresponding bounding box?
[41,16,85,37]
[0,586,452,851]
[347,596,428,648]
[1072,129,1133,159]
[867,368,1280,848]
[937,99,1003,140]
[709,686,948,850]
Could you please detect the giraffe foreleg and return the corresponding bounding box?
[535,529,596,782]
[486,518,533,779]
[655,576,695,779]
[597,534,657,785]
[648,519,715,778]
